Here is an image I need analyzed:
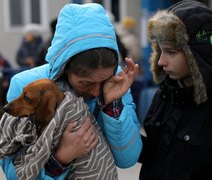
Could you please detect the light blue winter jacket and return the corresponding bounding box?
[0,3,142,179]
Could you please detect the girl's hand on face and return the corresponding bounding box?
[53,117,98,165]
[103,58,139,105]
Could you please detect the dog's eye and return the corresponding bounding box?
[24,94,32,102]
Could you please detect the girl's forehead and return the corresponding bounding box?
[79,68,114,82]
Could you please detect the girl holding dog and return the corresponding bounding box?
[0,3,142,179]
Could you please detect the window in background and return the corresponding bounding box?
[3,0,48,32]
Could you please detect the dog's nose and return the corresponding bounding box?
[3,104,11,113]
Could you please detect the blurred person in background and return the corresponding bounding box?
[121,17,142,62]
[38,18,57,66]
[0,52,11,118]
[107,11,128,67]
[16,24,43,68]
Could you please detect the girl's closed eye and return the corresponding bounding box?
[79,82,95,87]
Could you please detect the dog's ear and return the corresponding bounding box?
[34,90,59,127]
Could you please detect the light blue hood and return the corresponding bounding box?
[45,3,119,80]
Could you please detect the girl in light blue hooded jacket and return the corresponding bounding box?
[0,3,142,179]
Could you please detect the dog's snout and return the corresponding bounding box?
[3,104,11,113]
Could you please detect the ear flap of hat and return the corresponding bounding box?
[149,42,165,83]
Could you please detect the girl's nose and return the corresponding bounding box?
[90,84,101,97]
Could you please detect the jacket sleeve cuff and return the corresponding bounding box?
[97,97,123,119]
[45,154,70,177]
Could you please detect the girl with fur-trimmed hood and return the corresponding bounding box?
[139,1,212,179]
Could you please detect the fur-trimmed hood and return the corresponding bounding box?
[148,0,212,104]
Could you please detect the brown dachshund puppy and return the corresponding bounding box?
[3,78,65,136]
